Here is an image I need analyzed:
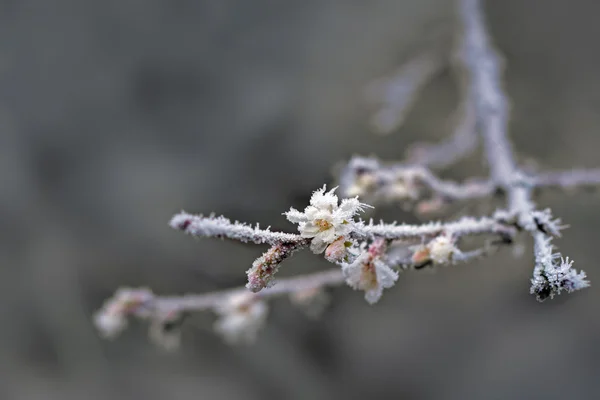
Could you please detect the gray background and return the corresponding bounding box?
[2,1,600,399]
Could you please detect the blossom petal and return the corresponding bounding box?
[315,227,337,244]
[310,237,329,254]
[284,208,307,224]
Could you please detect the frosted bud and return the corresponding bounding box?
[427,235,457,264]
[411,244,431,267]
[325,237,349,263]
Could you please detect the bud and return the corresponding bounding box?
[427,235,457,264]
[324,237,348,263]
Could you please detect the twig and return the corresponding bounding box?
[534,168,600,190]
[155,269,345,313]
[367,48,447,135]
[458,0,589,300]
[170,213,307,245]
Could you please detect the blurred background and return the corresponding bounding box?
[2,0,600,399]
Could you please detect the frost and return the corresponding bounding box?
[530,235,589,301]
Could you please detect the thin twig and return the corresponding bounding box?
[155,269,345,313]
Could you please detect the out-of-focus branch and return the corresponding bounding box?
[338,156,494,210]
[534,168,600,190]
[367,48,447,135]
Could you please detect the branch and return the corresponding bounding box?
[367,48,447,135]
[170,212,306,245]
[458,0,589,300]
[338,156,494,209]
[355,215,512,241]
[534,168,600,190]
[94,0,599,350]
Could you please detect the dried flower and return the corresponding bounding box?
[285,185,370,254]
[214,293,268,345]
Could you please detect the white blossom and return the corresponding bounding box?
[94,308,128,339]
[93,287,154,339]
[285,185,370,254]
[342,252,398,304]
[214,293,268,345]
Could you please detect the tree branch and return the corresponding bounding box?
[458,0,589,300]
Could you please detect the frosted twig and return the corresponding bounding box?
[458,0,588,300]
[338,156,494,208]
[354,215,514,241]
[170,212,306,245]
[157,269,345,313]
[534,168,600,190]
[339,155,600,210]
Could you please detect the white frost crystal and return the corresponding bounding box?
[285,185,370,254]
[214,293,269,345]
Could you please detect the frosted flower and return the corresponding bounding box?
[214,293,268,345]
[428,235,457,264]
[285,185,370,254]
[93,287,154,339]
[342,252,398,304]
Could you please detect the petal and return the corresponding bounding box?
[316,228,337,244]
[299,222,320,237]
[284,208,307,224]
[310,237,329,254]
[304,206,320,220]
[364,286,383,304]
[374,259,399,289]
[310,185,338,211]
[338,197,371,219]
